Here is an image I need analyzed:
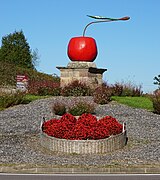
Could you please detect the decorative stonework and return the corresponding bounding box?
[40,130,127,154]
[57,62,107,88]
[67,61,97,68]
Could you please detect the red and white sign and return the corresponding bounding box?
[16,75,28,91]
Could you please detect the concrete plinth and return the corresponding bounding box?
[56,62,107,88]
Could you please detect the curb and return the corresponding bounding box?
[1,166,160,174]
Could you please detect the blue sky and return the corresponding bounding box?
[0,0,160,93]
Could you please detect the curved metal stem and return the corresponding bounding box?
[83,20,114,37]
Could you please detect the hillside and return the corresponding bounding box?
[0,61,60,87]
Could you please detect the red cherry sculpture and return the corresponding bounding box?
[67,36,98,62]
[67,15,130,62]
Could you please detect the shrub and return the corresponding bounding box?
[28,80,60,96]
[121,86,133,96]
[151,90,160,114]
[42,113,123,140]
[37,87,61,96]
[109,81,143,97]
[93,84,112,104]
[0,90,27,109]
[68,101,96,116]
[61,80,91,96]
[132,85,143,97]
[53,102,67,116]
[111,82,123,96]
[98,116,123,136]
[120,82,143,97]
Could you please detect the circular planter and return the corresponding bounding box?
[40,130,127,154]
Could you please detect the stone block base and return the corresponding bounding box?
[57,62,107,88]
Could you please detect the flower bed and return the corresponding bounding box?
[40,113,127,154]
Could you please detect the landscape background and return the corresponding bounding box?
[0,0,160,93]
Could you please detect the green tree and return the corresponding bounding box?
[0,30,35,69]
[154,75,160,89]
[31,48,40,68]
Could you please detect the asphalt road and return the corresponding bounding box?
[0,174,160,180]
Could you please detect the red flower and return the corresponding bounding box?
[42,113,123,140]
[76,113,97,127]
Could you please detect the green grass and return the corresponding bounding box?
[0,94,51,111]
[0,94,154,112]
[112,96,153,111]
[24,94,51,102]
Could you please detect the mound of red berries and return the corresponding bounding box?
[42,113,123,140]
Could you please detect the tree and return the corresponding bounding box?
[154,75,160,89]
[31,48,40,68]
[0,30,36,69]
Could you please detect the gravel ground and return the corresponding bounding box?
[0,96,160,168]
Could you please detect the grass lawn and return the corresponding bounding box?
[24,94,51,102]
[112,96,153,111]
[0,94,51,111]
[1,94,154,112]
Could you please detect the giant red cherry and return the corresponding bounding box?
[67,36,98,62]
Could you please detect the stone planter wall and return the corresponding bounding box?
[40,130,127,154]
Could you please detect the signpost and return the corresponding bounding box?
[16,75,28,91]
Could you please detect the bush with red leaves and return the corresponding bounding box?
[42,113,123,140]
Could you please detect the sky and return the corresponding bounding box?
[0,0,160,93]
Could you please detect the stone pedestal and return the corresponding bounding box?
[56,62,107,88]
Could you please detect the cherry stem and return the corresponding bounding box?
[86,17,129,36]
[83,20,116,37]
